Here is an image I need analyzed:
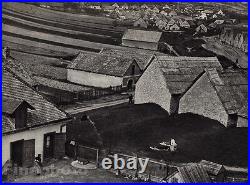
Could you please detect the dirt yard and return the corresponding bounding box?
[6,158,131,183]
[72,103,248,167]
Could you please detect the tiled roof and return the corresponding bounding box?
[100,48,155,70]
[178,164,211,182]
[34,76,92,92]
[206,68,248,115]
[155,56,222,94]
[3,96,34,115]
[2,68,69,134]
[199,160,225,176]
[3,57,38,87]
[122,29,162,43]
[68,52,138,77]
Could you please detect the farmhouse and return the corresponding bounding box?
[2,62,71,167]
[169,23,180,31]
[166,164,211,183]
[135,56,222,115]
[179,20,190,29]
[179,68,248,127]
[196,24,208,33]
[122,29,163,50]
[133,18,148,28]
[67,52,142,89]
[100,48,156,70]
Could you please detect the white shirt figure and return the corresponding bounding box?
[170,139,177,152]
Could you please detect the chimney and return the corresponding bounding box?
[3,47,10,59]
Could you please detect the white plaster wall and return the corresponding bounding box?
[179,73,229,127]
[2,122,66,166]
[67,69,123,88]
[135,61,171,112]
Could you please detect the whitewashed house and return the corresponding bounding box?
[67,52,142,89]
[196,24,208,33]
[179,20,190,29]
[179,69,248,127]
[2,57,71,167]
[135,56,222,115]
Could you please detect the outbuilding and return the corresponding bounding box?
[122,29,163,51]
[67,52,142,89]
[135,56,222,115]
[179,68,248,127]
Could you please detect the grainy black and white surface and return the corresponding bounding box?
[2,2,248,183]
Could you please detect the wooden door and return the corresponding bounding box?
[22,139,35,167]
[43,132,55,160]
[11,140,24,166]
[54,133,66,159]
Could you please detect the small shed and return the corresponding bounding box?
[199,160,226,182]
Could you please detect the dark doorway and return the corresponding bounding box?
[43,132,55,160]
[127,79,134,90]
[43,132,66,160]
[11,139,35,167]
[228,114,238,127]
[11,140,23,166]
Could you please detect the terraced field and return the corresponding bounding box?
[3,3,124,29]
[3,40,73,58]
[3,12,121,45]
[3,35,86,56]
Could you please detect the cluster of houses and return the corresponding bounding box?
[219,26,248,53]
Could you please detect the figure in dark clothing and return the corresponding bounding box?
[129,94,133,104]
[34,154,42,175]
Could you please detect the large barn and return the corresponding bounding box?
[122,29,163,50]
[2,58,71,167]
[179,68,248,127]
[135,56,222,115]
[67,52,142,89]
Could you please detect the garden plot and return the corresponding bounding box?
[3,25,125,51]
[3,9,123,38]
[3,14,120,45]
[3,35,83,55]
[3,3,126,32]
[3,40,72,58]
